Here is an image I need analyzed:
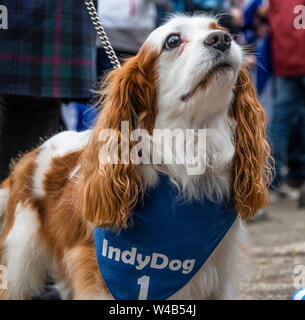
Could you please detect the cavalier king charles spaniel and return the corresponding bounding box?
[0,15,271,300]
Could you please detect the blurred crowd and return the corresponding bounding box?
[0,0,305,210]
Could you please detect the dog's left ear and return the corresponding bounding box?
[231,66,272,219]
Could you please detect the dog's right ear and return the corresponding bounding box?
[76,46,159,231]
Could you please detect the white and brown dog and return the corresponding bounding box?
[0,15,271,300]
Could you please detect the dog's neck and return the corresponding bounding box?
[140,110,236,202]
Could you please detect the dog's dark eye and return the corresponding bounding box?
[165,34,181,49]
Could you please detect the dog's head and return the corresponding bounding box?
[77,15,271,230]
[150,16,242,125]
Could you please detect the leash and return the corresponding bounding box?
[85,0,121,69]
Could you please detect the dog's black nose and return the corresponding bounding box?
[204,31,232,52]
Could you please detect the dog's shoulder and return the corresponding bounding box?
[30,130,91,198]
[39,130,92,158]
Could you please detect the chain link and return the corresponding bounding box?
[85,0,121,69]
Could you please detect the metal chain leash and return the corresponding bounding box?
[85,0,121,69]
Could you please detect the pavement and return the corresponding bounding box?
[239,198,305,300]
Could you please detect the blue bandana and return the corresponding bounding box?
[94,175,237,300]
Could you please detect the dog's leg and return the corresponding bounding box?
[0,202,51,300]
[64,245,113,300]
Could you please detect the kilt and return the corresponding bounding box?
[0,0,97,99]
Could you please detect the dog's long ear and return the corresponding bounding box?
[231,66,272,219]
[77,46,158,230]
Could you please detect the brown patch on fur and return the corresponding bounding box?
[34,151,82,225]
[39,151,91,249]
[209,22,228,33]
[0,149,38,247]
[231,66,272,218]
[33,151,88,258]
[76,45,159,231]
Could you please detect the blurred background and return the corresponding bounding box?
[0,0,305,299]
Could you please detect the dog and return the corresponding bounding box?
[0,15,271,300]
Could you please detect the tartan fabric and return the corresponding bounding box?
[0,0,97,99]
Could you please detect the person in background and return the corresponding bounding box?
[267,0,305,207]
[0,0,97,183]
